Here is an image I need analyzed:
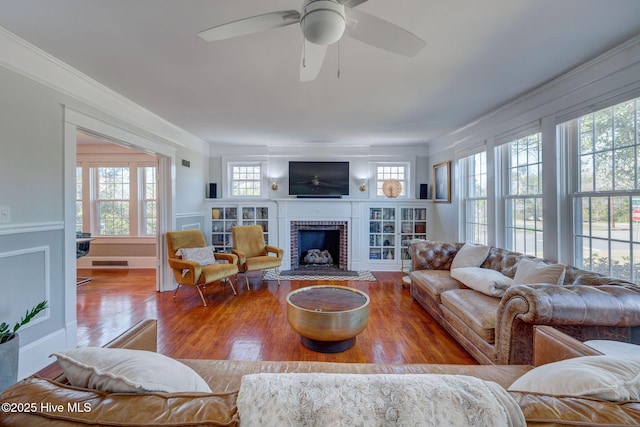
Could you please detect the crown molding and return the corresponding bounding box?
[0,26,208,155]
[429,33,640,155]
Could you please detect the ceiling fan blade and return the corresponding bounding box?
[300,42,328,82]
[345,9,425,57]
[198,10,300,42]
[338,0,369,8]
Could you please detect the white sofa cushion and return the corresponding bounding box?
[509,355,640,401]
[52,347,212,393]
[450,267,514,297]
[451,243,491,269]
[513,258,566,286]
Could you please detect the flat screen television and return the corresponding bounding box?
[289,161,350,198]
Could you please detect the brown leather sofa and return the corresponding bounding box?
[409,240,640,365]
[1,320,639,426]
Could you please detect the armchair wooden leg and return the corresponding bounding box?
[275,267,280,286]
[223,277,237,295]
[173,285,181,298]
[245,274,251,291]
[196,285,208,307]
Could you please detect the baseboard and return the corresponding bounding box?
[18,327,69,380]
[77,256,156,269]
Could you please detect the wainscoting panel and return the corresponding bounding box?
[0,246,51,329]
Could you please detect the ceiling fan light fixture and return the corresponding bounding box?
[301,0,346,46]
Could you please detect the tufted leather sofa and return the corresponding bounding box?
[2,320,640,426]
[409,240,640,365]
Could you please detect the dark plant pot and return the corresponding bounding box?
[0,333,19,392]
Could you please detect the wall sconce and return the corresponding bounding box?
[271,179,279,191]
[359,180,367,192]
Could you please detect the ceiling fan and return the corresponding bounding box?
[198,0,426,81]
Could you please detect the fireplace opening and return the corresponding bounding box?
[298,230,340,268]
[290,221,348,270]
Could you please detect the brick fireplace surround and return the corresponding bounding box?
[289,221,348,270]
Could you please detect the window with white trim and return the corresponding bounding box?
[564,97,640,283]
[503,133,543,257]
[374,163,409,198]
[461,152,487,244]
[140,166,157,236]
[230,164,262,197]
[76,166,83,233]
[96,166,130,236]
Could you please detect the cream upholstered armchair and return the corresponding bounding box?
[166,230,239,306]
[231,225,284,289]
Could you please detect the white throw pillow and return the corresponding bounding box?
[175,246,217,266]
[584,340,640,357]
[450,267,514,297]
[513,258,566,286]
[508,355,640,401]
[451,243,491,269]
[52,347,212,393]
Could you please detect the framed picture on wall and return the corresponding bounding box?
[433,161,451,203]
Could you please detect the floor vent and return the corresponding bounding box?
[92,260,129,266]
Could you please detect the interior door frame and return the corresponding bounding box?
[63,107,176,345]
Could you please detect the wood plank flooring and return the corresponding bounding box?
[74,268,477,365]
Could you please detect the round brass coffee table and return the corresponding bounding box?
[286,285,370,353]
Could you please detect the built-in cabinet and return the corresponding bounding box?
[204,199,430,271]
[367,205,428,270]
[207,202,275,252]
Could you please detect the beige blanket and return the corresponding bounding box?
[237,373,525,427]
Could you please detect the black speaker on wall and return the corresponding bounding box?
[419,184,428,199]
[209,183,217,199]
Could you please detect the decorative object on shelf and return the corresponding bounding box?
[382,179,402,198]
[433,161,451,203]
[0,300,48,392]
[212,209,221,219]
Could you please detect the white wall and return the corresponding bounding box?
[428,35,640,254]
[0,27,209,378]
[208,143,429,200]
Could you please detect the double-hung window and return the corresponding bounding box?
[76,167,83,233]
[140,166,157,236]
[230,164,262,197]
[96,166,131,236]
[503,133,543,257]
[564,97,640,282]
[460,152,487,244]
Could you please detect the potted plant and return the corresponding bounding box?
[0,301,48,392]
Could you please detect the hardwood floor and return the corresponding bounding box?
[74,268,477,365]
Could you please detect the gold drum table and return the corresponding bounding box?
[286,285,370,353]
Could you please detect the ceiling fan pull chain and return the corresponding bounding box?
[302,9,307,68]
[337,41,341,78]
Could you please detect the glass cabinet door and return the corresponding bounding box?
[369,207,396,260]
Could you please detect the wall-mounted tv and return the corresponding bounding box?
[289,161,350,198]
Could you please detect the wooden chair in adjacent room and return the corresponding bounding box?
[166,229,238,306]
[231,224,284,289]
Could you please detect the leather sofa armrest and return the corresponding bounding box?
[103,319,158,352]
[533,325,601,366]
[496,284,640,364]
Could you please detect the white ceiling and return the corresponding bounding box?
[1,1,640,148]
